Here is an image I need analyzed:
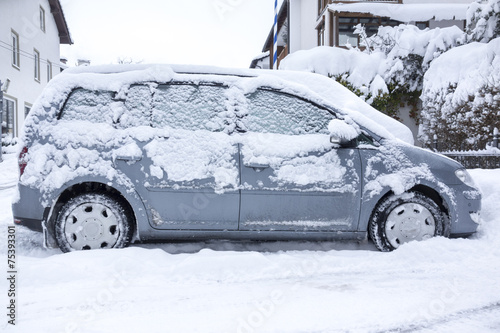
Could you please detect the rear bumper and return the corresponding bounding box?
[12,184,48,233]
[13,216,44,232]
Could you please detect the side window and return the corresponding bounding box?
[151,84,227,132]
[61,89,114,123]
[119,85,151,128]
[244,89,335,135]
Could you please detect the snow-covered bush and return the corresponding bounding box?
[419,38,500,150]
[418,1,500,150]
[362,24,464,93]
[466,0,500,43]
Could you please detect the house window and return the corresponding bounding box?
[47,61,53,82]
[337,16,400,47]
[11,30,20,68]
[24,104,32,118]
[416,21,429,30]
[34,49,41,82]
[338,17,357,47]
[40,6,46,32]
[2,98,16,137]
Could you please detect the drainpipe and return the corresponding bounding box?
[493,128,499,149]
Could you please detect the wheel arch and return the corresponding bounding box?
[45,179,149,248]
[361,183,451,235]
[409,184,449,218]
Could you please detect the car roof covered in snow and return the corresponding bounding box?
[44,64,414,144]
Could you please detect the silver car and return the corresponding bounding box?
[12,65,481,252]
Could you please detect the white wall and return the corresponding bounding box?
[289,0,319,53]
[1,0,61,137]
[300,0,319,51]
[430,19,466,29]
[289,0,302,53]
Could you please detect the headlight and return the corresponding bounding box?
[455,169,477,188]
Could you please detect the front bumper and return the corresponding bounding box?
[449,185,481,236]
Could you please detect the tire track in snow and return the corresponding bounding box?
[379,301,500,333]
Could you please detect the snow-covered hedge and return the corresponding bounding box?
[419,38,500,150]
[466,0,500,43]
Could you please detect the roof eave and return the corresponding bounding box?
[48,0,73,45]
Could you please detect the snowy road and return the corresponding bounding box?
[1,152,500,333]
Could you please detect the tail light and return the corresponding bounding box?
[18,146,28,177]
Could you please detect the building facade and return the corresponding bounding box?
[253,0,473,70]
[1,0,71,142]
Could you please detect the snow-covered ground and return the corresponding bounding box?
[1,151,499,333]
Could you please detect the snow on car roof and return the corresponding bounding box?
[42,64,413,144]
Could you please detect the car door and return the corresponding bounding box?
[114,83,240,230]
[238,89,362,232]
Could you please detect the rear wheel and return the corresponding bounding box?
[369,192,448,251]
[55,193,133,252]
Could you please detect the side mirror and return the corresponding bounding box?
[328,119,360,148]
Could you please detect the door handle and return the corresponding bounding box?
[115,155,142,162]
[244,163,270,169]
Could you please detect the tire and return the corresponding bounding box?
[369,192,449,252]
[55,193,134,252]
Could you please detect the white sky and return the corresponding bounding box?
[59,0,276,68]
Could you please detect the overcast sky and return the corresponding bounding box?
[59,0,276,68]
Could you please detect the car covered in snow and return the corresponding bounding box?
[12,65,481,252]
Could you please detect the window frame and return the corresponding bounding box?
[2,96,17,137]
[47,60,53,82]
[11,30,20,69]
[34,49,41,82]
[24,103,32,118]
[40,6,46,32]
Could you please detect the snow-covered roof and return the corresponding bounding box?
[40,64,413,144]
[328,3,469,22]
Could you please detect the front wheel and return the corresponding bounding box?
[55,193,134,252]
[369,192,449,251]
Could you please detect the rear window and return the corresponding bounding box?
[243,89,335,135]
[60,89,115,123]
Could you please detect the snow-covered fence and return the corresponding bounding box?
[434,128,500,169]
